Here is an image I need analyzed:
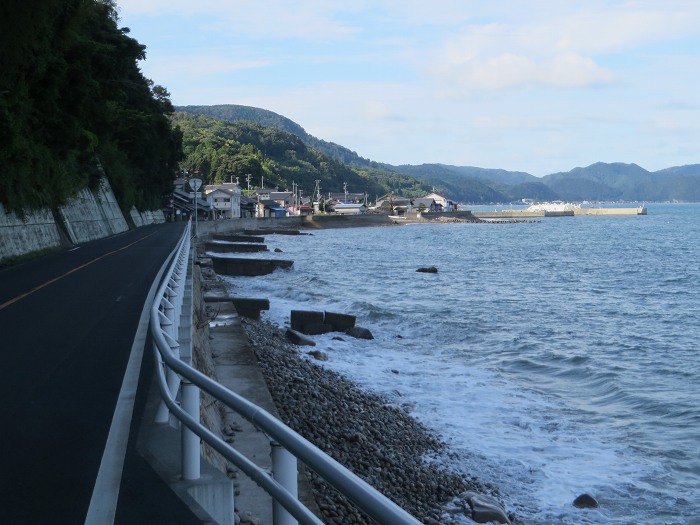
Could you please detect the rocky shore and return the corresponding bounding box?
[239,316,516,525]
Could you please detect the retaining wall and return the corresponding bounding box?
[1,177,165,264]
[0,204,64,261]
[58,178,129,243]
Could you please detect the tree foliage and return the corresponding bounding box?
[173,112,427,199]
[0,0,182,214]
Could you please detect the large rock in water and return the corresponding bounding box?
[573,493,599,508]
[286,328,316,346]
[416,266,438,273]
[345,326,374,340]
[461,492,511,524]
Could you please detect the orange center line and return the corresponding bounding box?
[0,232,157,311]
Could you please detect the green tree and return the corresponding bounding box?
[0,0,182,214]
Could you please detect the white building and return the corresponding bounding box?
[424,192,457,211]
[334,203,367,215]
[205,183,241,219]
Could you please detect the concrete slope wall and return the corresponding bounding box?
[0,204,64,261]
[59,177,129,244]
[1,177,165,264]
[130,207,166,227]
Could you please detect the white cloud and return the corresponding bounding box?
[117,0,700,174]
[429,2,700,91]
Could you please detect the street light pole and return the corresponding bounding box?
[190,178,202,237]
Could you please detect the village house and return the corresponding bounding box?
[255,199,287,218]
[413,197,441,212]
[328,192,367,204]
[240,195,257,218]
[333,202,367,215]
[424,192,457,211]
[204,182,241,219]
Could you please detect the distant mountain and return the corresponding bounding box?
[541,162,700,202]
[389,164,560,203]
[176,104,700,203]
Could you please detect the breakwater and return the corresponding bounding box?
[472,206,646,219]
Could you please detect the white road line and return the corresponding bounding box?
[84,250,174,525]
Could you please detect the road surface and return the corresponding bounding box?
[0,222,203,524]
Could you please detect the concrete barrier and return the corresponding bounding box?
[210,256,294,276]
[0,204,64,262]
[290,310,357,335]
[230,297,270,319]
[204,242,268,253]
[213,234,265,243]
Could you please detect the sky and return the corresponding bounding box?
[116,1,700,176]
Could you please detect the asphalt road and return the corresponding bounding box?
[0,222,201,524]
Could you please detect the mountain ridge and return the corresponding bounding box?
[176,104,700,203]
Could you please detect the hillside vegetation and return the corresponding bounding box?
[178,104,700,203]
[0,0,182,215]
[173,112,432,199]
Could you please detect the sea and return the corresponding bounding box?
[215,203,700,525]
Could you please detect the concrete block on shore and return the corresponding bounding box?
[290,310,324,333]
[324,311,356,331]
[303,323,335,335]
[291,310,357,334]
[231,297,270,319]
[211,256,293,276]
[205,241,268,253]
[244,228,303,236]
[213,233,265,243]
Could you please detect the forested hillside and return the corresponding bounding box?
[0,0,182,215]
[173,112,432,199]
[178,104,700,203]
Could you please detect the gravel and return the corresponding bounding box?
[240,317,505,525]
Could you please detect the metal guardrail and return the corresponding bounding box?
[151,221,422,525]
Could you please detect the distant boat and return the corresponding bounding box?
[388,214,408,221]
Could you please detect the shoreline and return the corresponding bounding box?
[238,316,516,524]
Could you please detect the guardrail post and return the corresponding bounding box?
[181,379,201,480]
[154,333,181,424]
[271,442,298,525]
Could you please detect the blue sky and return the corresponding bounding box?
[117,1,700,176]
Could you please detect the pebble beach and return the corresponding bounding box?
[239,316,516,524]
